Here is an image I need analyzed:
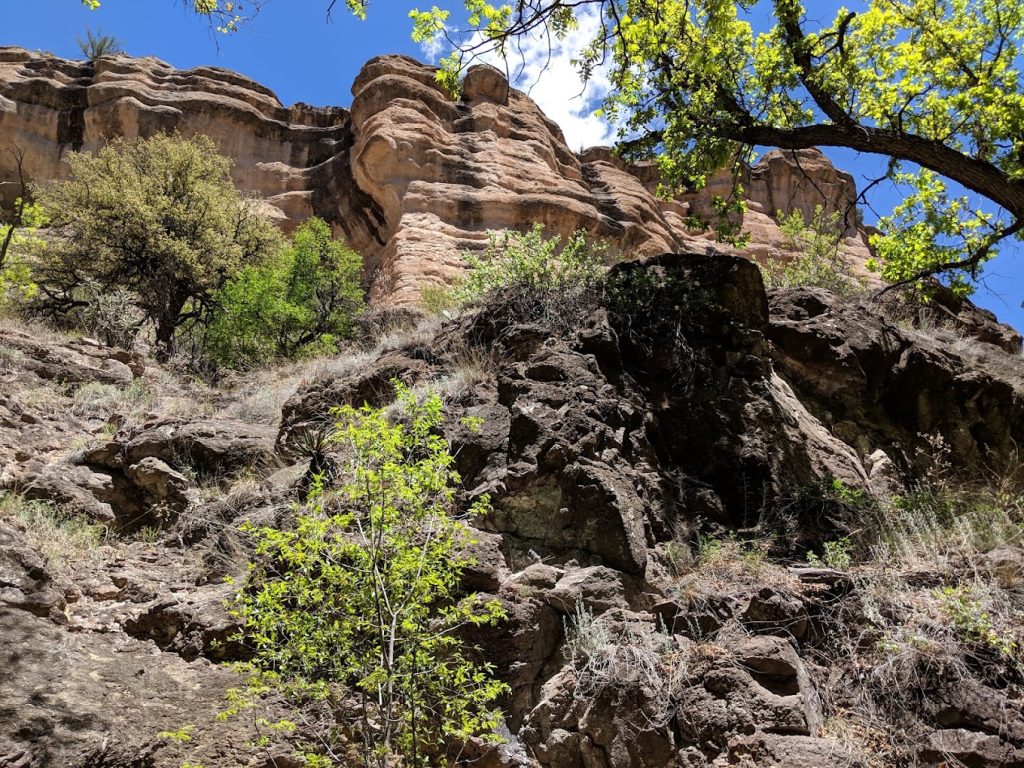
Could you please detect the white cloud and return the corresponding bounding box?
[422,6,620,150]
[418,28,448,61]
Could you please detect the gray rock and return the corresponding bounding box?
[919,729,1024,768]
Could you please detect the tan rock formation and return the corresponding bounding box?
[0,47,873,305]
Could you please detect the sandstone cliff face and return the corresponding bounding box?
[0,48,872,304]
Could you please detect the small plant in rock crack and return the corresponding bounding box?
[223,382,508,768]
[935,584,1019,660]
[156,724,195,743]
[806,538,853,570]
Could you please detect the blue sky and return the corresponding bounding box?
[3,0,1022,331]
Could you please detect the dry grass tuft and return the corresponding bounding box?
[0,493,108,568]
[669,533,800,596]
[801,462,1024,764]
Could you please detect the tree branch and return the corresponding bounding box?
[772,0,855,127]
[725,122,1024,221]
[875,217,1024,294]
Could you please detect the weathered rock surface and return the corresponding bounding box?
[0,606,275,768]
[2,45,1023,764]
[0,48,874,305]
[769,287,1024,477]
[3,250,1023,767]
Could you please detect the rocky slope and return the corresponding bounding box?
[2,253,1022,767]
[0,48,873,305]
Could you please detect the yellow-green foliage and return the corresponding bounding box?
[454,224,606,304]
[936,584,1018,659]
[227,383,507,767]
[157,724,194,743]
[806,538,853,570]
[422,224,608,324]
[82,0,248,33]
[403,0,1024,287]
[0,197,44,306]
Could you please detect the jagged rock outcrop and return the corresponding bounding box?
[0,48,873,305]
[1,252,1023,766]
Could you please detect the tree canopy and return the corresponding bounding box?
[84,0,1024,293]
[35,133,282,353]
[420,0,1024,293]
[205,216,365,368]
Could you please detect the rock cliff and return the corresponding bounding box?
[2,253,1023,767]
[0,48,873,304]
[3,44,1023,768]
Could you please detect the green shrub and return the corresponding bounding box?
[763,205,864,296]
[935,584,1018,659]
[423,224,608,328]
[205,218,364,369]
[226,383,507,767]
[35,133,283,357]
[0,195,44,307]
[419,283,459,315]
[454,224,606,303]
[807,538,853,569]
[76,28,124,60]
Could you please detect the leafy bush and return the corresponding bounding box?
[227,383,507,767]
[35,133,283,357]
[762,205,864,296]
[425,224,609,327]
[419,284,459,316]
[76,28,124,60]
[455,224,606,302]
[205,218,364,369]
[936,584,1018,659]
[0,196,44,307]
[807,538,853,569]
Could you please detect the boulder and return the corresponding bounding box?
[0,522,67,620]
[721,733,864,767]
[769,287,1024,477]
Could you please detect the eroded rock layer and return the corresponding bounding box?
[0,48,872,304]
